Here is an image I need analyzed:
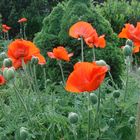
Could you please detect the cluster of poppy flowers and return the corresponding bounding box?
[1,18,27,33]
[118,22,140,53]
[0,21,108,94]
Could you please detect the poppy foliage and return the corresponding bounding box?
[69,21,106,48]
[47,46,73,62]
[65,62,108,93]
[119,22,140,53]
[8,39,46,69]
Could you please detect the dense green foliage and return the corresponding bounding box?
[34,0,124,86]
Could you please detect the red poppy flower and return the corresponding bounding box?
[0,75,6,85]
[47,46,73,62]
[2,29,8,33]
[8,39,46,69]
[18,18,27,23]
[5,26,11,30]
[85,33,106,48]
[2,24,7,29]
[65,62,108,93]
[69,21,95,39]
[2,24,11,31]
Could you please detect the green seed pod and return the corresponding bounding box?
[126,39,133,47]
[113,90,120,98]
[123,45,132,56]
[31,56,39,65]
[3,58,12,67]
[128,116,135,125]
[108,118,115,126]
[68,112,78,124]
[96,60,107,66]
[4,67,15,80]
[90,93,98,104]
[0,52,7,61]
[20,127,29,140]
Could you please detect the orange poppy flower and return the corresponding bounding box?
[5,26,11,30]
[85,33,106,48]
[18,18,27,23]
[2,24,11,31]
[8,39,46,69]
[65,62,108,93]
[47,46,73,62]
[0,75,6,85]
[69,21,95,39]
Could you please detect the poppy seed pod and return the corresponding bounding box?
[4,67,15,81]
[0,52,7,61]
[31,56,39,65]
[96,60,107,66]
[90,93,98,104]
[3,58,12,67]
[68,112,78,124]
[123,45,132,56]
[126,39,133,47]
[19,127,29,140]
[113,90,120,98]
[128,116,135,125]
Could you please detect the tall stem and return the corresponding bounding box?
[58,60,65,86]
[23,24,27,40]
[80,37,84,62]
[136,98,140,140]
[92,47,96,61]
[13,82,31,124]
[87,93,91,140]
[43,67,47,89]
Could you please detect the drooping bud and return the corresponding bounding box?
[90,93,98,105]
[126,39,133,47]
[19,127,29,140]
[128,116,135,125]
[95,60,107,66]
[113,90,120,99]
[3,58,12,67]
[0,52,7,61]
[68,112,78,124]
[31,56,39,65]
[123,45,132,56]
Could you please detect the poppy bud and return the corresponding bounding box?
[123,45,132,56]
[128,116,135,125]
[90,93,98,104]
[3,58,12,67]
[68,112,78,124]
[0,52,7,61]
[126,39,133,47]
[3,67,15,81]
[19,127,29,140]
[108,118,115,126]
[96,60,107,66]
[113,90,120,98]
[31,56,39,65]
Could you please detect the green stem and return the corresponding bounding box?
[43,67,47,89]
[72,124,77,140]
[13,82,31,124]
[92,47,96,61]
[33,65,39,93]
[23,24,27,40]
[58,60,65,86]
[108,71,119,90]
[80,37,84,62]
[124,61,129,102]
[87,93,91,140]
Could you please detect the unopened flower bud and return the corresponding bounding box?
[31,56,39,65]
[126,39,133,47]
[108,118,115,126]
[90,93,98,104]
[123,45,132,56]
[0,52,7,61]
[3,67,15,80]
[68,112,78,124]
[96,60,107,66]
[113,90,120,98]
[3,58,12,67]
[128,116,135,125]
[20,127,29,140]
